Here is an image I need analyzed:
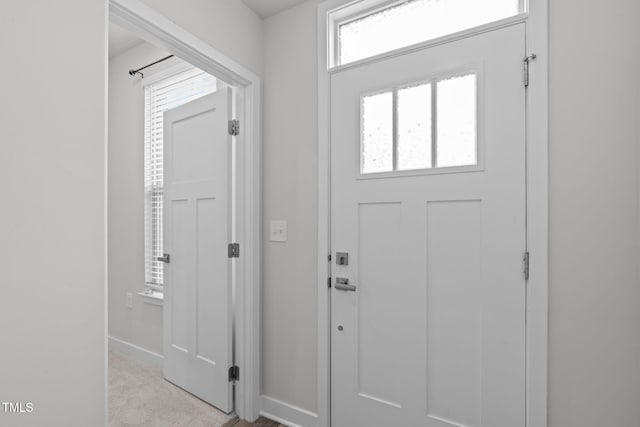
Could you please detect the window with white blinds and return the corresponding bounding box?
[144,67,217,287]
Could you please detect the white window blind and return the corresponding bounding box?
[144,67,217,286]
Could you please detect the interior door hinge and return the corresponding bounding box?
[228,365,240,383]
[328,277,332,288]
[523,251,530,281]
[228,243,240,258]
[228,119,240,136]
[523,54,537,87]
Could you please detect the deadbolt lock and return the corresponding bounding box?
[336,252,349,266]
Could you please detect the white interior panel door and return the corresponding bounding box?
[331,24,527,427]
[163,88,233,413]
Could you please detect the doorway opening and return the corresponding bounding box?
[107,0,262,423]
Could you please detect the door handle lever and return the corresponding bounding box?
[335,277,356,292]
[156,253,170,263]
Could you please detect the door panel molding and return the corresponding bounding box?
[330,24,526,425]
[163,90,233,412]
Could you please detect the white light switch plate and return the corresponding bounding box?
[270,220,287,242]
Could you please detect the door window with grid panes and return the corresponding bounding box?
[361,72,477,174]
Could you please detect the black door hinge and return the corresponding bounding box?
[228,243,240,258]
[523,251,530,281]
[228,365,239,382]
[228,119,240,136]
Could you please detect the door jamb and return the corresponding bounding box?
[109,0,262,421]
[315,1,549,426]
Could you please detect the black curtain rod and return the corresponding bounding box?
[128,55,175,78]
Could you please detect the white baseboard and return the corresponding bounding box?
[108,336,164,368]
[260,395,319,427]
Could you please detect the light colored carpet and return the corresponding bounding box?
[109,350,234,427]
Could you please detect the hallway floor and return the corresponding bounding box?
[108,350,234,426]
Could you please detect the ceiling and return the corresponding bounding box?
[241,0,309,18]
[109,23,144,58]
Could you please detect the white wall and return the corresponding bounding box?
[109,2,320,415]
[261,0,640,425]
[0,1,107,426]
[108,42,184,357]
[139,0,263,76]
[262,0,319,414]
[548,0,640,425]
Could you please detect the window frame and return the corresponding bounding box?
[357,67,484,180]
[329,0,526,68]
[142,64,217,289]
[143,80,166,289]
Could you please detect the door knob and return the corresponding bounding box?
[156,253,170,263]
[335,277,356,292]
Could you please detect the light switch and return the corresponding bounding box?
[270,220,287,242]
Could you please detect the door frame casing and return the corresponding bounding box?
[109,0,262,421]
[316,1,549,426]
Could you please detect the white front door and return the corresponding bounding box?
[331,24,527,427]
[163,88,233,413]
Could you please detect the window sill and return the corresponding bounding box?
[138,289,164,307]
